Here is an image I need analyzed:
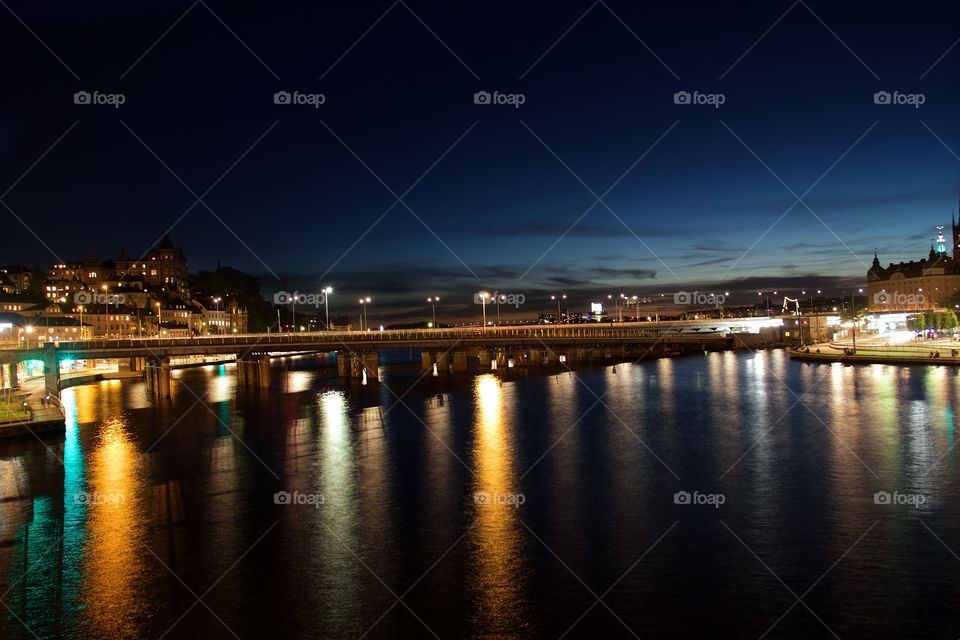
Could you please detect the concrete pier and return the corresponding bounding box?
[237,353,271,389]
[145,357,171,399]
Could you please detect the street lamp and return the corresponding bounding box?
[155,301,162,338]
[607,294,625,323]
[212,296,222,335]
[478,291,490,329]
[427,296,439,328]
[358,297,371,331]
[323,286,333,329]
[551,294,567,323]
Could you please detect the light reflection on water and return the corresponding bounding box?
[2,351,960,638]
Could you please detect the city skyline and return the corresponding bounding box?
[1,1,959,324]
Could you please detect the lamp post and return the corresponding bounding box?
[323,286,333,329]
[359,297,371,331]
[212,296,222,335]
[479,291,489,330]
[427,296,439,328]
[608,294,626,323]
[155,302,162,339]
[551,294,567,323]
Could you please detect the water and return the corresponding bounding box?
[1,350,959,639]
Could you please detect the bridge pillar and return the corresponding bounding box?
[477,349,491,367]
[146,357,171,400]
[452,350,469,372]
[337,352,352,377]
[349,351,378,382]
[513,350,528,367]
[436,352,451,374]
[362,352,379,382]
[42,344,60,398]
[237,353,271,390]
[545,349,559,365]
[2,363,19,389]
[420,350,433,371]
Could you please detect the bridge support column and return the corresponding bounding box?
[118,356,146,374]
[436,352,451,373]
[337,352,352,377]
[348,351,378,382]
[146,357,171,400]
[237,353,271,390]
[420,351,433,371]
[546,349,559,365]
[362,352,379,382]
[42,344,60,398]
[477,349,491,368]
[2,363,19,389]
[452,350,469,372]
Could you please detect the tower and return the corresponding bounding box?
[936,225,946,254]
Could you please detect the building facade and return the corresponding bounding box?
[867,221,960,311]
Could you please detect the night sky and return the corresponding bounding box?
[1,1,958,321]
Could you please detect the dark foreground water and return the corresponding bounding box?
[1,349,959,639]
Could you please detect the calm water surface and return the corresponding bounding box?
[1,350,959,638]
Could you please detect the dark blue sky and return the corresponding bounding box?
[1,0,958,320]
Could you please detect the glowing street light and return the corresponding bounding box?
[551,294,567,323]
[358,297,371,331]
[427,296,439,328]
[607,293,626,323]
[323,286,333,329]
[478,292,490,329]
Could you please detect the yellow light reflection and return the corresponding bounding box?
[81,417,148,637]
[469,374,527,632]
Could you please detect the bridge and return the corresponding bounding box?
[0,319,783,399]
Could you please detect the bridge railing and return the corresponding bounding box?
[7,323,751,355]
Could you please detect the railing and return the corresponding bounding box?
[0,322,754,357]
[46,326,734,350]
